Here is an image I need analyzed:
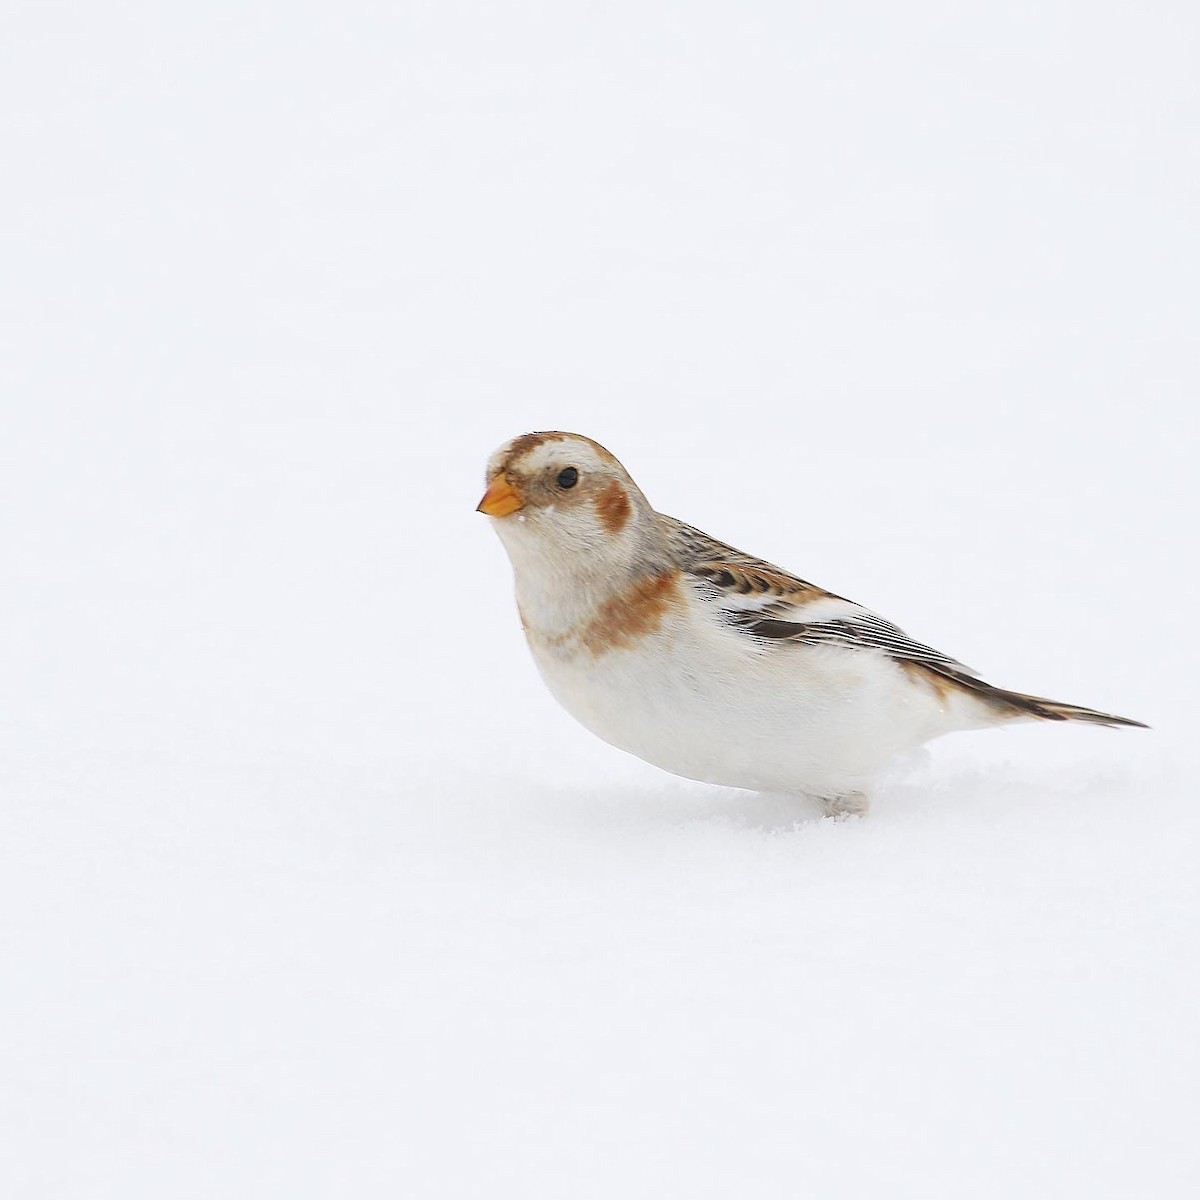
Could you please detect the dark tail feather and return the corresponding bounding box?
[983,686,1148,729]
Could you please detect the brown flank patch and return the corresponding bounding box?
[899,660,1037,720]
[899,660,962,707]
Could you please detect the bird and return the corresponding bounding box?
[477,431,1145,815]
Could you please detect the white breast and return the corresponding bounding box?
[525,598,984,800]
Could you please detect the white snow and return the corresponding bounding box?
[2,3,1197,1197]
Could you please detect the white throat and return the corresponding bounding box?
[492,514,657,641]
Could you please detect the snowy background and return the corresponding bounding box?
[2,2,1197,1195]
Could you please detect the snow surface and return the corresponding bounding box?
[2,3,1197,1196]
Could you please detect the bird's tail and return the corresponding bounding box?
[979,684,1147,729]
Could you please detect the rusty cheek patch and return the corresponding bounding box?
[595,479,632,534]
[579,570,684,657]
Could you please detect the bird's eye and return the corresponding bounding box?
[556,466,579,489]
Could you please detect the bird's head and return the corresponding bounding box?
[477,432,662,585]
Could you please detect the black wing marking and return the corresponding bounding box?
[659,514,828,606]
[724,609,978,677]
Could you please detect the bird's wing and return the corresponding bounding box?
[659,514,979,679]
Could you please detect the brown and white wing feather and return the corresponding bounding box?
[658,512,1145,728]
[661,516,832,615]
[660,513,976,675]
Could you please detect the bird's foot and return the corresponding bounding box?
[821,791,869,818]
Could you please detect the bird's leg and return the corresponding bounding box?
[821,791,869,818]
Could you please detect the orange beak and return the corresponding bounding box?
[476,471,525,517]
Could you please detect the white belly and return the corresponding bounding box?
[527,609,980,799]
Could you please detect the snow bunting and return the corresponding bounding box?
[478,431,1145,815]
